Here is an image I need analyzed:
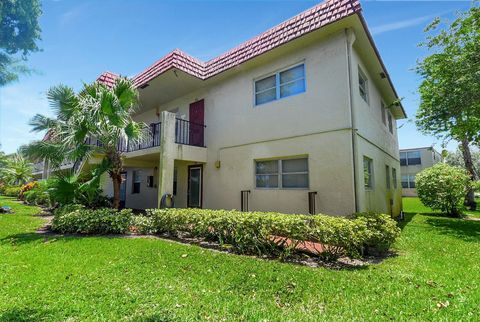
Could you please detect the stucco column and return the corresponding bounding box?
[157,111,176,207]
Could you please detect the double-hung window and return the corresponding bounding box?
[363,156,374,189]
[358,67,369,104]
[132,170,141,194]
[401,174,416,189]
[255,158,308,189]
[388,111,394,134]
[381,101,387,125]
[392,168,397,188]
[254,64,305,106]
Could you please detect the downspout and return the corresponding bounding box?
[345,28,359,213]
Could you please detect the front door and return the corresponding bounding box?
[119,172,127,208]
[188,165,203,208]
[189,99,205,147]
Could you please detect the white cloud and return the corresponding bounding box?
[371,14,439,35]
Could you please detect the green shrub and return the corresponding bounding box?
[3,186,22,198]
[52,208,133,234]
[145,208,400,259]
[353,212,401,255]
[22,181,52,207]
[416,163,470,216]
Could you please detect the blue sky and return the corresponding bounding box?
[0,0,471,154]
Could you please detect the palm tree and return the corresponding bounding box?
[24,77,148,208]
[0,153,33,185]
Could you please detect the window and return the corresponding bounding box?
[255,158,308,189]
[388,111,393,134]
[255,64,305,105]
[132,170,141,194]
[400,151,421,166]
[401,174,416,189]
[358,67,369,103]
[363,156,374,189]
[386,165,390,189]
[381,101,387,125]
[392,168,397,188]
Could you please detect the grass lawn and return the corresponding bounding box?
[403,196,480,218]
[0,197,479,321]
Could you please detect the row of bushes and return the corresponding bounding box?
[52,207,400,260]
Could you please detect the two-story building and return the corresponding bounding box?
[400,147,442,197]
[43,0,407,216]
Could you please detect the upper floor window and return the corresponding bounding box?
[388,111,394,134]
[255,157,308,189]
[400,151,421,166]
[358,67,369,104]
[381,101,387,125]
[254,64,305,106]
[363,156,374,189]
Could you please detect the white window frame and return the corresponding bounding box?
[401,174,416,189]
[358,67,369,104]
[255,157,309,189]
[254,62,306,106]
[392,167,397,189]
[363,156,374,190]
[132,170,142,194]
[381,100,387,126]
[388,111,394,134]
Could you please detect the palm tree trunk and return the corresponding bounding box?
[461,138,477,210]
[108,151,124,209]
[112,172,122,209]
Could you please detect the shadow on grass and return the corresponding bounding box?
[425,217,480,242]
[398,212,415,230]
[0,307,55,322]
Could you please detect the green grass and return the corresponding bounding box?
[0,196,479,321]
[403,196,480,218]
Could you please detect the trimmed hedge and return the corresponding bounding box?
[143,209,400,259]
[52,207,400,260]
[52,208,133,234]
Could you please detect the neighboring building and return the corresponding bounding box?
[39,0,407,216]
[400,147,442,196]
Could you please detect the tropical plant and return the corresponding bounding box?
[24,77,148,208]
[415,2,480,210]
[416,163,471,217]
[0,153,33,185]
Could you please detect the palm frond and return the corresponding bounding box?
[47,85,80,121]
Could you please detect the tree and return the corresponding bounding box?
[0,153,33,185]
[415,2,480,210]
[416,163,470,217]
[24,77,148,208]
[0,0,42,85]
[445,147,480,177]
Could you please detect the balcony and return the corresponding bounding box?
[86,118,206,154]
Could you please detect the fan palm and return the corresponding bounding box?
[24,77,148,208]
[0,153,33,185]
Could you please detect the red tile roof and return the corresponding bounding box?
[132,0,361,88]
[96,71,119,88]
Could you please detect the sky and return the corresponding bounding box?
[0,0,472,154]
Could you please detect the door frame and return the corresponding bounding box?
[187,164,203,208]
[119,171,127,209]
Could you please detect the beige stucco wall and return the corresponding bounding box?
[350,46,402,216]
[101,27,402,217]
